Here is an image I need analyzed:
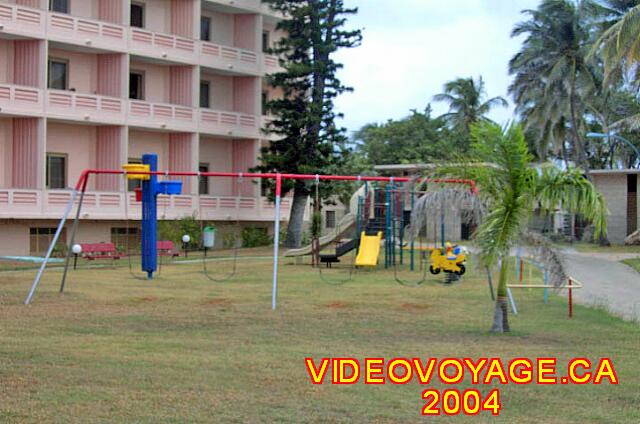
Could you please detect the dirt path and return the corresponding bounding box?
[562,249,640,323]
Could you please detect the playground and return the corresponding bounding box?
[1,257,639,422]
[2,158,638,422]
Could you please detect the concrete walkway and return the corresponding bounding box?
[561,249,640,323]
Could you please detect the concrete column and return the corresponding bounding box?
[190,132,199,195]
[36,117,46,189]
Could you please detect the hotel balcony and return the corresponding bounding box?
[0,188,292,222]
[0,83,43,116]
[0,3,45,39]
[47,12,127,52]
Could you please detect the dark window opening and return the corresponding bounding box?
[200,17,211,41]
[326,211,336,229]
[46,154,66,189]
[30,227,66,256]
[49,0,69,14]
[262,31,270,53]
[127,158,142,192]
[129,72,144,100]
[199,164,209,195]
[628,174,638,236]
[200,81,210,108]
[130,3,145,28]
[48,59,68,90]
[111,227,140,252]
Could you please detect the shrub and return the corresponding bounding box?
[242,226,271,248]
[159,214,203,247]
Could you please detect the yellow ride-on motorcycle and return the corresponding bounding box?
[429,243,467,276]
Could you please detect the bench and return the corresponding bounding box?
[157,241,180,257]
[79,243,121,260]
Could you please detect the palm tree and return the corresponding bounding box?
[413,122,608,333]
[433,76,508,135]
[588,0,640,85]
[510,0,596,169]
[588,1,640,130]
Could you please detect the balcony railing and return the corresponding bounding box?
[0,3,45,38]
[129,28,197,63]
[128,100,197,131]
[0,188,292,222]
[47,12,126,51]
[200,109,260,138]
[200,41,261,74]
[0,84,43,116]
[46,90,126,124]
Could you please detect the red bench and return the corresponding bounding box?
[158,241,180,257]
[80,243,121,260]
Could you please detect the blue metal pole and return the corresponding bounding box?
[141,154,158,280]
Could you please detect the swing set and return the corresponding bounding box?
[24,155,479,310]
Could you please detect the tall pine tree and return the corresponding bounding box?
[256,0,362,248]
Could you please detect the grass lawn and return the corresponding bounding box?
[621,258,640,274]
[0,255,638,423]
[567,242,640,254]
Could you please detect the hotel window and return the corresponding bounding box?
[46,153,67,189]
[127,158,143,192]
[49,0,69,13]
[30,227,66,256]
[111,227,140,252]
[199,164,210,195]
[200,81,210,108]
[48,59,68,90]
[129,72,144,100]
[201,17,211,41]
[326,211,336,229]
[130,3,145,28]
[262,31,270,53]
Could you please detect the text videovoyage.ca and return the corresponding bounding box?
[305,357,619,417]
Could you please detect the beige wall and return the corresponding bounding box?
[207,10,234,46]
[199,136,232,196]
[70,0,98,19]
[49,48,98,94]
[0,222,29,256]
[206,74,233,111]
[47,122,97,190]
[134,0,171,34]
[130,60,170,103]
[592,174,636,244]
[0,118,12,188]
[0,39,14,85]
[129,130,169,169]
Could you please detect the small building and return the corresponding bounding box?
[589,169,639,244]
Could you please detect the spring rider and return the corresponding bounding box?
[429,242,467,276]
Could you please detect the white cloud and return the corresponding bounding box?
[333,0,540,134]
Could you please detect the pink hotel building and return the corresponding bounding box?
[0,0,295,256]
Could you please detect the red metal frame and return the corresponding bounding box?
[74,168,478,194]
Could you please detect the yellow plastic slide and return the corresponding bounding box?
[355,232,383,267]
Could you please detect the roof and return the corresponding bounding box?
[589,169,640,176]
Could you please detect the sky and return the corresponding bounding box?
[333,0,541,135]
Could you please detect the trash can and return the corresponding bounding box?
[203,227,216,249]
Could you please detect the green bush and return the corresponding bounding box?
[159,214,203,247]
[242,226,271,248]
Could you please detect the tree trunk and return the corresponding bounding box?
[569,73,589,171]
[285,188,309,248]
[490,259,511,333]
